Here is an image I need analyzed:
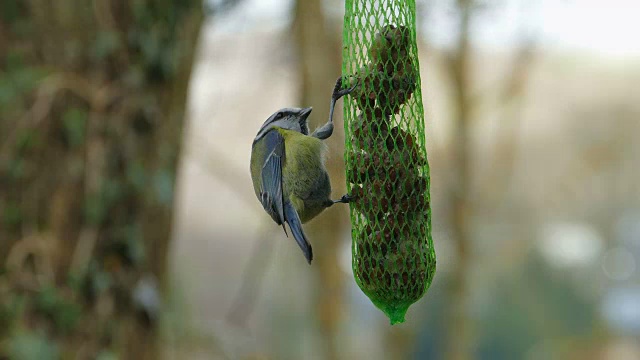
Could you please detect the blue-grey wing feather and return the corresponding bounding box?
[260,130,286,233]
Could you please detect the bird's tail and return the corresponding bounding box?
[284,202,313,264]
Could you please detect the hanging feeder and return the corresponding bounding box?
[342,0,436,324]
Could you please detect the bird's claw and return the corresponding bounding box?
[332,75,359,100]
[340,194,354,203]
[331,193,355,205]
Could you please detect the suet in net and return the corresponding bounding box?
[342,0,436,325]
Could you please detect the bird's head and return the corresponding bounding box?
[254,107,312,143]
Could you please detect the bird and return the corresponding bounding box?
[250,77,357,264]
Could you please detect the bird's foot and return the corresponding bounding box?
[332,76,359,101]
[332,193,354,204]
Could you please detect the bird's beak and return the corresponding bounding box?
[298,107,312,122]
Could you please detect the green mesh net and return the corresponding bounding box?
[342,0,436,325]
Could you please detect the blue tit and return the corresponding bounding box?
[250,77,357,263]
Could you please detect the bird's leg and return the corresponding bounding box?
[323,194,355,208]
[325,194,355,207]
[311,76,359,140]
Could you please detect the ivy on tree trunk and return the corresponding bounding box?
[0,1,202,358]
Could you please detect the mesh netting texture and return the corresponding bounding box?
[342,0,436,324]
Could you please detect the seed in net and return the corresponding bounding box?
[379,69,417,115]
[369,25,411,70]
[351,63,381,112]
[351,192,386,221]
[393,192,429,214]
[352,109,390,149]
[364,107,391,136]
[348,152,373,184]
[348,151,389,183]
[382,127,426,167]
[351,150,397,179]
[370,179,395,199]
[385,216,403,240]
[394,174,428,198]
[368,24,397,66]
[352,182,366,197]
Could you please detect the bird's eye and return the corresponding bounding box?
[274,112,283,120]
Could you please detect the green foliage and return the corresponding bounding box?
[92,269,113,295]
[92,31,122,61]
[0,0,202,356]
[0,64,47,107]
[0,1,31,39]
[15,130,42,153]
[84,179,125,225]
[83,262,114,299]
[127,0,201,82]
[2,201,22,228]
[114,224,147,266]
[96,350,119,360]
[127,161,148,191]
[34,286,81,334]
[83,192,106,226]
[8,330,59,360]
[62,108,88,148]
[153,169,174,206]
[0,294,26,337]
[0,1,20,23]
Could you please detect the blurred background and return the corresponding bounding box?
[1,0,639,359]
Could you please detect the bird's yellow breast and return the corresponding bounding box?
[276,128,331,222]
[276,128,327,171]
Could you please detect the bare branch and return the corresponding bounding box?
[476,32,537,206]
[445,1,474,359]
[225,224,277,327]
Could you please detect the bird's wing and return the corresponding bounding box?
[259,130,287,234]
[284,201,313,264]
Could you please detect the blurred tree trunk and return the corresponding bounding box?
[293,0,344,359]
[441,2,537,359]
[444,0,473,359]
[0,1,202,358]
